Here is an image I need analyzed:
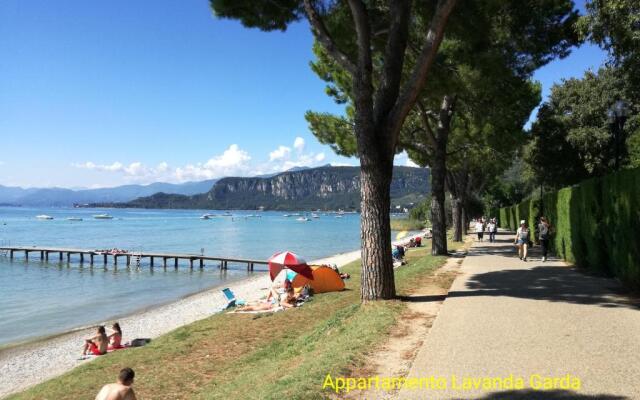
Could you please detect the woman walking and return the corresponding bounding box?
[514,220,530,261]
[538,216,551,262]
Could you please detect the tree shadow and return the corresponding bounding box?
[451,389,628,399]
[450,264,639,309]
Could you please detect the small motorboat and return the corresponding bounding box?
[200,213,215,219]
[311,213,320,219]
[36,215,54,220]
[283,214,290,217]
[93,214,114,220]
[296,217,311,222]
[66,217,83,221]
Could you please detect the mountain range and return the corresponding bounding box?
[92,166,430,211]
[0,180,217,207]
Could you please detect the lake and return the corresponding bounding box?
[0,207,363,347]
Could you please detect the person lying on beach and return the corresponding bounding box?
[82,325,108,357]
[95,367,137,400]
[108,322,124,350]
[236,286,297,312]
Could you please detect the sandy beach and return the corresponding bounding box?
[0,248,363,398]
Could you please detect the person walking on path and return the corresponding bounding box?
[487,218,497,243]
[538,216,552,262]
[514,220,530,261]
[475,219,485,242]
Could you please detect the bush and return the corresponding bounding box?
[498,168,640,290]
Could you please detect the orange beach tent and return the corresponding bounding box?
[290,265,345,293]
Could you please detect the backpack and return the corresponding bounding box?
[539,223,549,239]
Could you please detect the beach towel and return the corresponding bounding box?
[230,306,284,314]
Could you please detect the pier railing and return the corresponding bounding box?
[0,246,268,271]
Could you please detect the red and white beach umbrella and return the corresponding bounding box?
[268,251,314,281]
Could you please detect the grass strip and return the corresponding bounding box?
[9,242,458,400]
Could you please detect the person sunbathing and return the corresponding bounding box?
[108,322,124,350]
[236,286,297,312]
[95,367,137,400]
[82,326,108,357]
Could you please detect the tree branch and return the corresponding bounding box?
[347,0,373,83]
[373,0,411,126]
[416,101,438,149]
[387,0,458,142]
[303,0,357,75]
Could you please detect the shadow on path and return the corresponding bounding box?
[450,389,628,400]
[450,239,640,310]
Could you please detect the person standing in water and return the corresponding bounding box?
[514,220,530,261]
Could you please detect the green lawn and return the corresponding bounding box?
[390,218,426,231]
[9,242,459,400]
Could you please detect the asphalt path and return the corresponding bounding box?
[398,230,640,400]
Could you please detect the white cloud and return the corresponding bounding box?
[293,137,305,152]
[269,146,291,161]
[315,153,326,162]
[72,144,252,184]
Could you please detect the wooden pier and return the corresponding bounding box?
[0,246,267,271]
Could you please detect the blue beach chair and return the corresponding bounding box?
[222,288,236,309]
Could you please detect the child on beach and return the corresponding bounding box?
[81,326,108,357]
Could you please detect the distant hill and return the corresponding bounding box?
[96,166,430,211]
[0,180,217,207]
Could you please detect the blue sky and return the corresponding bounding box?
[0,0,607,188]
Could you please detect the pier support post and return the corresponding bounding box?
[174,258,178,269]
[150,257,154,268]
[59,252,63,261]
[103,254,108,265]
[199,259,204,268]
[163,257,167,268]
[10,250,13,259]
[40,250,44,260]
[189,258,194,269]
[25,250,29,261]
[80,253,84,264]
[114,255,118,266]
[45,251,49,261]
[67,253,71,263]
[126,255,131,266]
[90,253,94,265]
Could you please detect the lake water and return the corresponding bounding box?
[0,207,363,347]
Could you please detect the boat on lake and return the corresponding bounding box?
[93,214,114,220]
[296,217,311,222]
[200,213,216,219]
[66,217,83,221]
[35,215,54,220]
[311,213,320,219]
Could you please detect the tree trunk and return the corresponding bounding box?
[461,203,468,236]
[451,196,462,242]
[430,136,448,255]
[359,151,395,301]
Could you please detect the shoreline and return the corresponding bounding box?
[0,247,364,398]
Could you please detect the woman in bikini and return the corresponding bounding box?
[108,322,124,350]
[81,325,108,357]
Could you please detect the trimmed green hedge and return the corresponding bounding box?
[499,168,640,290]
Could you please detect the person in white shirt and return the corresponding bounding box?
[514,220,530,261]
[475,219,484,242]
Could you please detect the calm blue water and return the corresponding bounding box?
[0,207,362,347]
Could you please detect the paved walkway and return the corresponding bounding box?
[398,230,640,400]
